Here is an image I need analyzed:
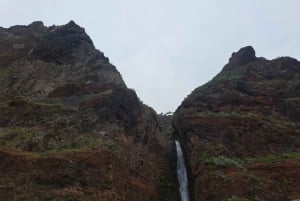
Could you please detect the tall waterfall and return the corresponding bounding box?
[175,140,189,201]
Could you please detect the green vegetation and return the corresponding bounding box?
[29,101,76,111]
[273,119,297,129]
[6,96,76,111]
[55,135,104,153]
[0,127,33,148]
[245,172,262,184]
[212,66,247,82]
[0,101,9,109]
[227,195,241,201]
[226,195,246,201]
[106,141,117,154]
[196,111,259,119]
[8,96,28,105]
[213,170,230,181]
[0,67,11,79]
[193,83,211,94]
[0,126,106,153]
[204,156,243,169]
[242,152,300,164]
[253,79,299,92]
[226,195,256,201]
[200,152,300,168]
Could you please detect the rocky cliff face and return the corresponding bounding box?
[0,21,175,201]
[2,21,299,201]
[0,20,124,98]
[173,46,300,201]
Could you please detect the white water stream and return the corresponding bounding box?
[175,140,189,201]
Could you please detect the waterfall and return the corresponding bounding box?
[175,140,189,201]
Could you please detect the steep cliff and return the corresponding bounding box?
[2,21,299,201]
[0,21,175,201]
[173,46,300,201]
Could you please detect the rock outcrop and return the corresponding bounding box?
[223,46,259,70]
[0,21,175,201]
[173,46,300,201]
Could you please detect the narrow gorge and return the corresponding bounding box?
[0,21,299,201]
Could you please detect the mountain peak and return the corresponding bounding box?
[59,20,84,33]
[28,21,44,29]
[223,46,258,70]
[29,21,95,64]
[0,21,125,97]
[66,20,77,26]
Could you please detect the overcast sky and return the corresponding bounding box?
[1,0,299,113]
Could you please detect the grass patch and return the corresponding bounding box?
[243,152,300,164]
[196,111,259,119]
[0,101,9,109]
[226,195,245,201]
[100,89,113,95]
[212,66,247,82]
[0,126,105,153]
[198,152,300,168]
[28,100,76,112]
[0,67,11,79]
[0,127,33,148]
[7,96,76,111]
[216,170,230,181]
[102,141,119,155]
[53,135,104,153]
[273,119,297,129]
[204,156,243,168]
[226,195,255,201]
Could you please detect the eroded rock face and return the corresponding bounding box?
[0,21,46,66]
[0,21,174,201]
[0,21,125,99]
[29,20,103,65]
[173,46,300,201]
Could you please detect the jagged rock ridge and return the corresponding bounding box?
[0,21,125,99]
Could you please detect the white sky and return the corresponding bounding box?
[1,0,300,113]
